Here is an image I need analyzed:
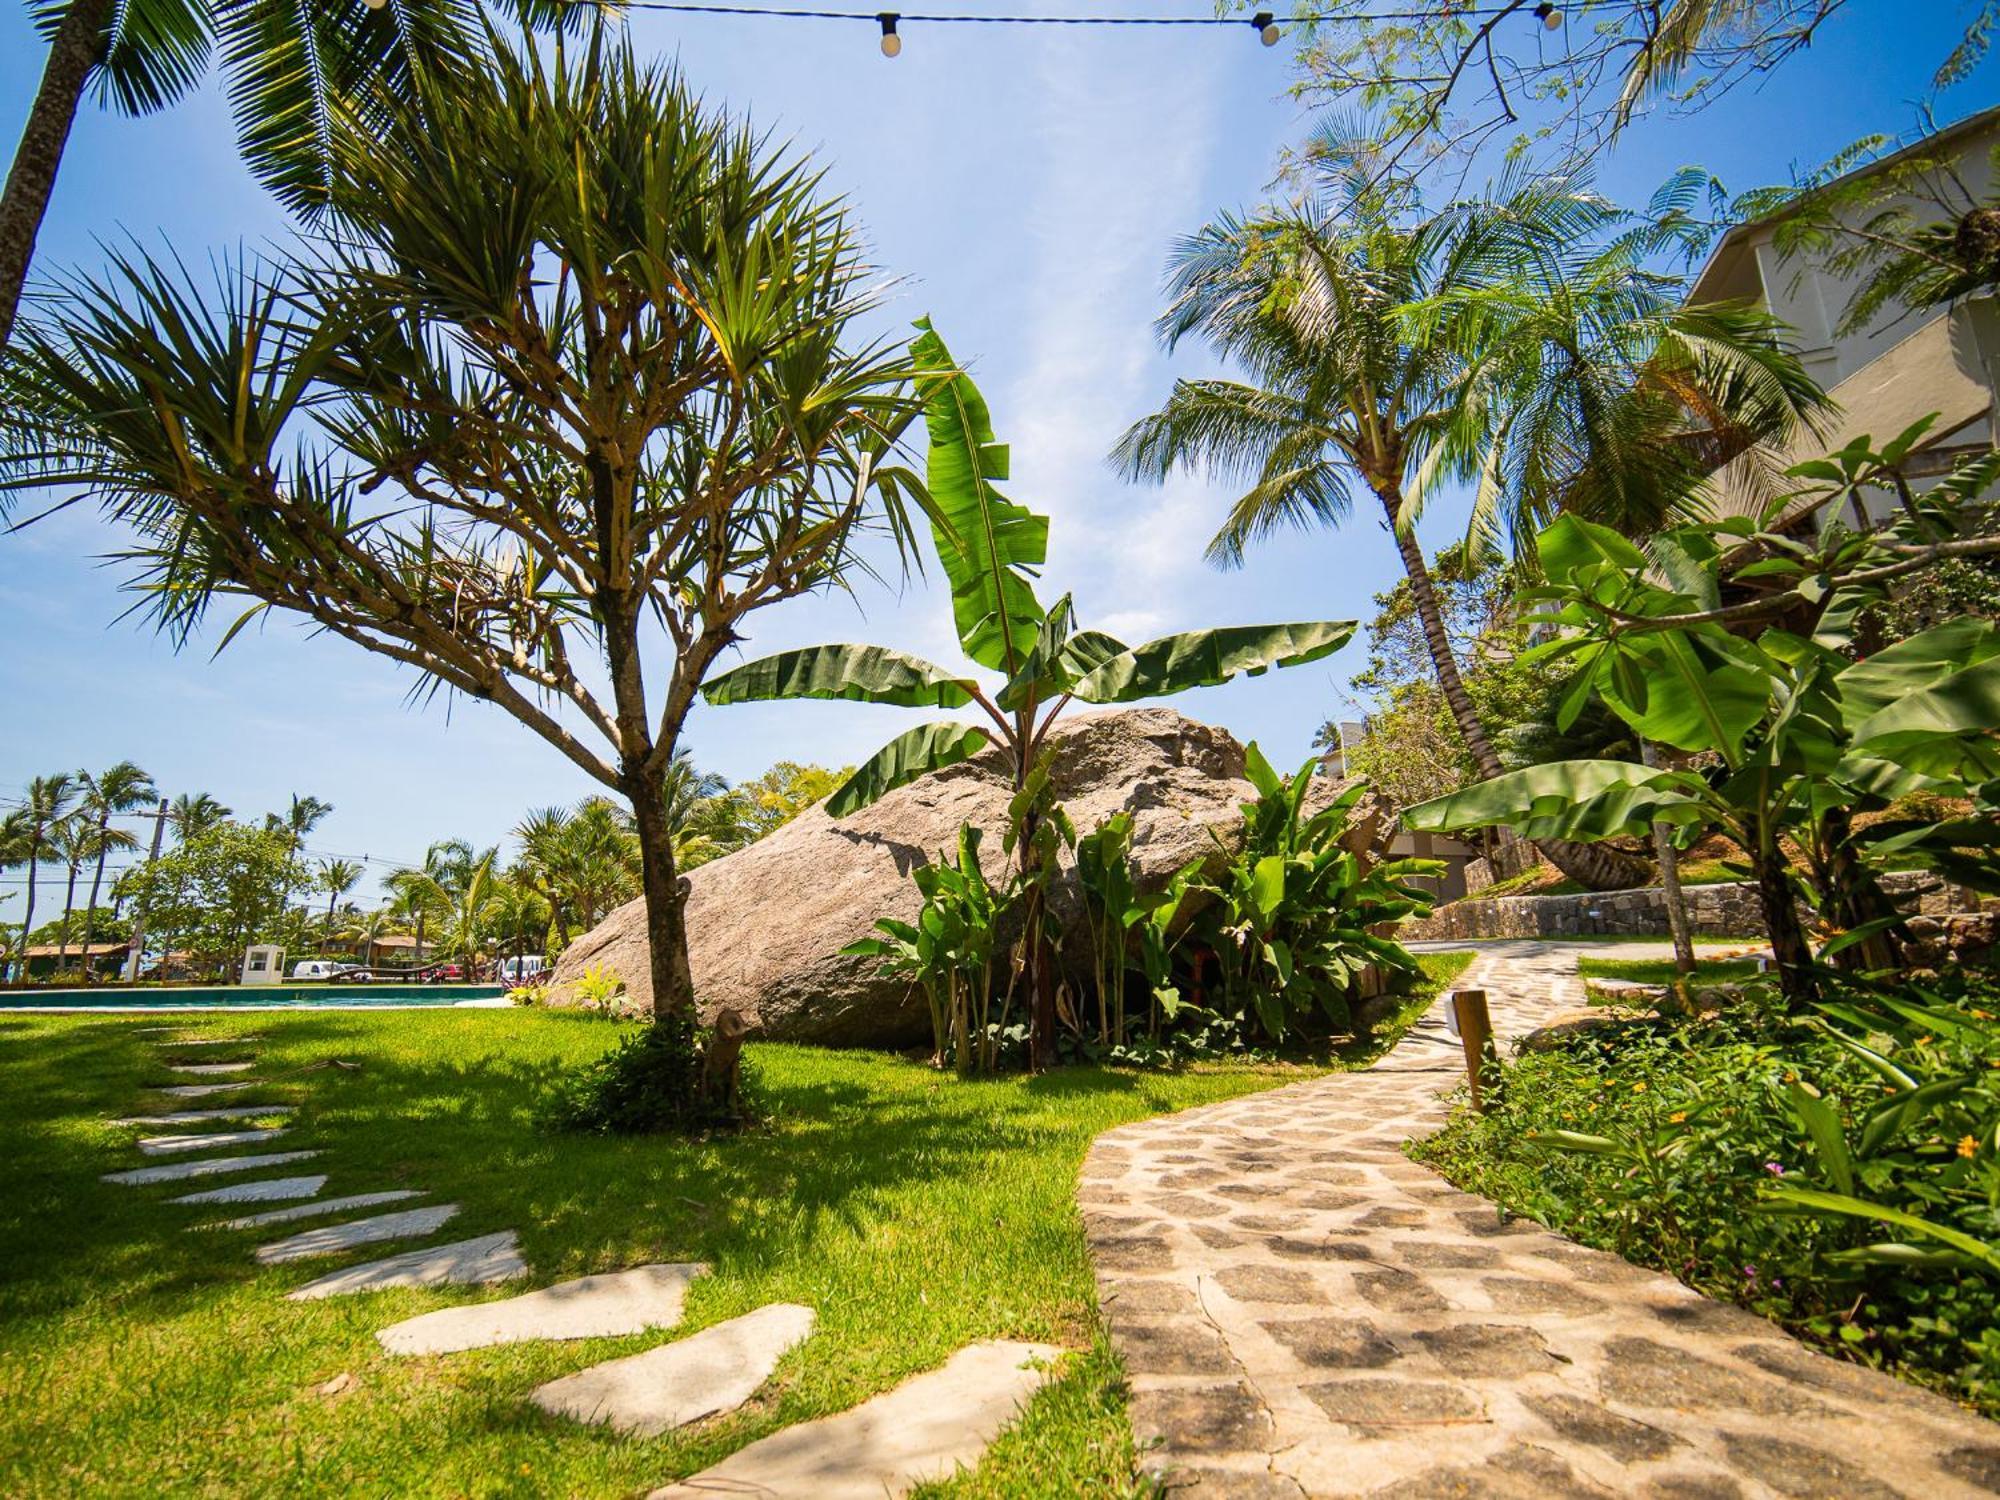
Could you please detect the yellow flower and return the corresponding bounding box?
[1669,1111,1687,1123]
[1632,1082,1647,1094]
[1960,1136,1979,1159]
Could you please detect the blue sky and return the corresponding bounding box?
[0,0,1992,904]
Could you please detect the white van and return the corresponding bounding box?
[290,960,343,981]
[497,956,549,985]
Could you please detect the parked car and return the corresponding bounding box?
[414,962,467,982]
[290,960,344,981]
[496,955,549,985]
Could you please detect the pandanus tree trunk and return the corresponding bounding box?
[0,0,112,347]
[1377,486,1649,892]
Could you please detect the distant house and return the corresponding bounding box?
[1690,104,2000,523]
[21,942,128,979]
[364,933,433,969]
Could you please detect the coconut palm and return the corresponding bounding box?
[0,0,491,348]
[48,814,93,968]
[387,841,497,972]
[11,773,76,976]
[1116,151,1828,891]
[0,811,32,979]
[265,793,332,937]
[75,760,154,982]
[661,752,751,870]
[168,791,231,841]
[317,858,364,944]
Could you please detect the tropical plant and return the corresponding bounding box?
[1117,144,1829,891]
[74,759,153,981]
[1,0,488,346]
[661,752,752,870]
[730,761,852,841]
[571,965,627,1019]
[705,321,1355,1069]
[1196,748,1439,1042]
[847,824,1013,1074]
[1407,423,2000,1004]
[116,820,298,972]
[0,40,923,1124]
[265,793,332,935]
[385,839,495,970]
[510,798,641,951]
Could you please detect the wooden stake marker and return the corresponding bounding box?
[1449,988,1499,1112]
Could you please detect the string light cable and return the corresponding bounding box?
[534,1,1555,56]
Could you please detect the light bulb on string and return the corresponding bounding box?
[1250,10,1279,45]
[1533,2,1561,28]
[878,12,901,55]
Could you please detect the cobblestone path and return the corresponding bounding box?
[1081,941,2000,1499]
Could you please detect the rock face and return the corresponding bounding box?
[550,708,1391,1049]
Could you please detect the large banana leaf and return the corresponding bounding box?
[1071,621,1356,705]
[1836,616,2000,722]
[1405,759,1702,842]
[702,644,975,710]
[828,721,992,818]
[994,592,1128,713]
[912,319,1048,676]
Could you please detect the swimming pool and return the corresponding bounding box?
[0,983,508,1010]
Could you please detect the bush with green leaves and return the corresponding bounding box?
[1195,748,1440,1042]
[541,1015,761,1137]
[1416,967,2000,1415]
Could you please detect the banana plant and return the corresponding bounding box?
[704,320,1355,1069]
[1407,424,2000,1005]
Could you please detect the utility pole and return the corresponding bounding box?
[123,797,169,983]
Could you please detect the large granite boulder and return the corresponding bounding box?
[548,708,1393,1048]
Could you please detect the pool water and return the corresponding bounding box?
[0,984,507,1010]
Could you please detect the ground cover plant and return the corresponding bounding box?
[1415,964,2000,1416]
[0,951,1468,1497]
[1577,955,1765,986]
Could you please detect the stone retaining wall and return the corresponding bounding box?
[1401,870,1981,943]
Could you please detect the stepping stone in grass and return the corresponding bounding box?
[379,1262,710,1356]
[102,1150,319,1186]
[163,1037,264,1046]
[139,1127,287,1156]
[112,1107,292,1125]
[168,1062,256,1075]
[256,1204,461,1264]
[647,1340,1063,1500]
[171,1175,327,1205]
[533,1302,814,1436]
[208,1191,424,1232]
[155,1082,259,1098]
[286,1230,528,1301]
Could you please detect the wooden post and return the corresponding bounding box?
[1451,988,1499,1112]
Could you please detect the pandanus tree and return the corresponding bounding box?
[1117,142,1830,891]
[0,38,920,1118]
[704,322,1356,1070]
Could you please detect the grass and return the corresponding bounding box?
[1577,955,1767,986]
[0,951,1470,1498]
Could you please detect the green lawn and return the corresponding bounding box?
[1577,955,1765,986]
[0,952,1468,1498]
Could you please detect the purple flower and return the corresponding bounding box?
[1763,1162,1786,1176]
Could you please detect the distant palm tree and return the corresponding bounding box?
[510,799,641,947]
[387,841,495,972]
[76,760,154,983]
[661,750,750,870]
[12,774,76,976]
[168,791,231,841]
[49,815,93,969]
[0,811,31,980]
[1,0,486,347]
[317,858,364,946]
[266,794,332,941]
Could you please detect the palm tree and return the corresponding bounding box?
[168,791,231,841]
[0,811,31,980]
[317,858,364,946]
[12,773,76,975]
[0,0,487,347]
[49,815,93,969]
[1118,152,1827,891]
[386,841,496,973]
[265,794,332,941]
[660,751,751,870]
[76,760,154,983]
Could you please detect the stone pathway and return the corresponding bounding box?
[647,1339,1063,1500]
[1081,941,2000,1499]
[93,1021,1065,1493]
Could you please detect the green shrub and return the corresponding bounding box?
[1415,968,2000,1415]
[539,1014,760,1136]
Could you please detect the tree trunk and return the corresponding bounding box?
[18,836,39,982]
[624,761,699,1019]
[1753,846,1815,1006]
[0,0,112,348]
[79,814,110,987]
[1640,740,1696,977]
[1375,488,1649,892]
[1817,805,1904,971]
